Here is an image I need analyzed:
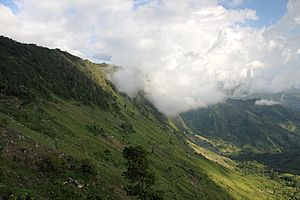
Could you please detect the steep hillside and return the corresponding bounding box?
[181,99,300,154]
[180,99,300,175]
[0,36,299,199]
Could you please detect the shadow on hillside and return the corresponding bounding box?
[231,150,300,175]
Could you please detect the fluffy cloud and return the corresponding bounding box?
[255,99,280,106]
[0,0,299,115]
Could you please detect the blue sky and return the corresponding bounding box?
[0,0,17,13]
[220,0,288,28]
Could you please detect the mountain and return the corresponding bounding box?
[180,99,300,174]
[0,36,299,199]
[277,91,300,111]
[236,90,300,112]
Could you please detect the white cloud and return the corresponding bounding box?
[295,17,300,24]
[0,0,299,115]
[255,99,280,106]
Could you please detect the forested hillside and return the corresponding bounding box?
[181,99,300,153]
[180,99,300,174]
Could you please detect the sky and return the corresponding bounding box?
[219,0,288,27]
[0,0,300,115]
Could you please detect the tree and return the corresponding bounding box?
[122,146,163,200]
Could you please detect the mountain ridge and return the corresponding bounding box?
[180,98,300,175]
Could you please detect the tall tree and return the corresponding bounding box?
[122,146,163,200]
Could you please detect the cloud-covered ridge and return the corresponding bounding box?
[0,0,299,115]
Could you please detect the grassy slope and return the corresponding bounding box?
[0,36,299,199]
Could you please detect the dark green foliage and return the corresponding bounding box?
[0,118,9,127]
[119,122,135,142]
[0,190,32,200]
[38,153,68,176]
[85,123,105,136]
[0,36,112,108]
[233,149,300,175]
[120,122,135,133]
[78,159,97,176]
[123,146,163,200]
[103,149,112,162]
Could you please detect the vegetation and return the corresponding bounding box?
[180,98,300,173]
[232,149,300,175]
[85,123,106,137]
[123,146,163,199]
[0,36,114,108]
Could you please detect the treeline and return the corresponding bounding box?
[0,36,113,108]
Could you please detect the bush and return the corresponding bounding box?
[120,122,134,133]
[79,159,96,176]
[39,153,68,176]
[85,124,105,136]
[0,118,9,127]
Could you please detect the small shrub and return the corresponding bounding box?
[79,159,96,176]
[85,124,105,136]
[39,153,68,176]
[103,149,111,162]
[120,122,134,133]
[0,118,9,127]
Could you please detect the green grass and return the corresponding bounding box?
[1,94,299,199]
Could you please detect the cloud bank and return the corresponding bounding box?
[0,0,300,115]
